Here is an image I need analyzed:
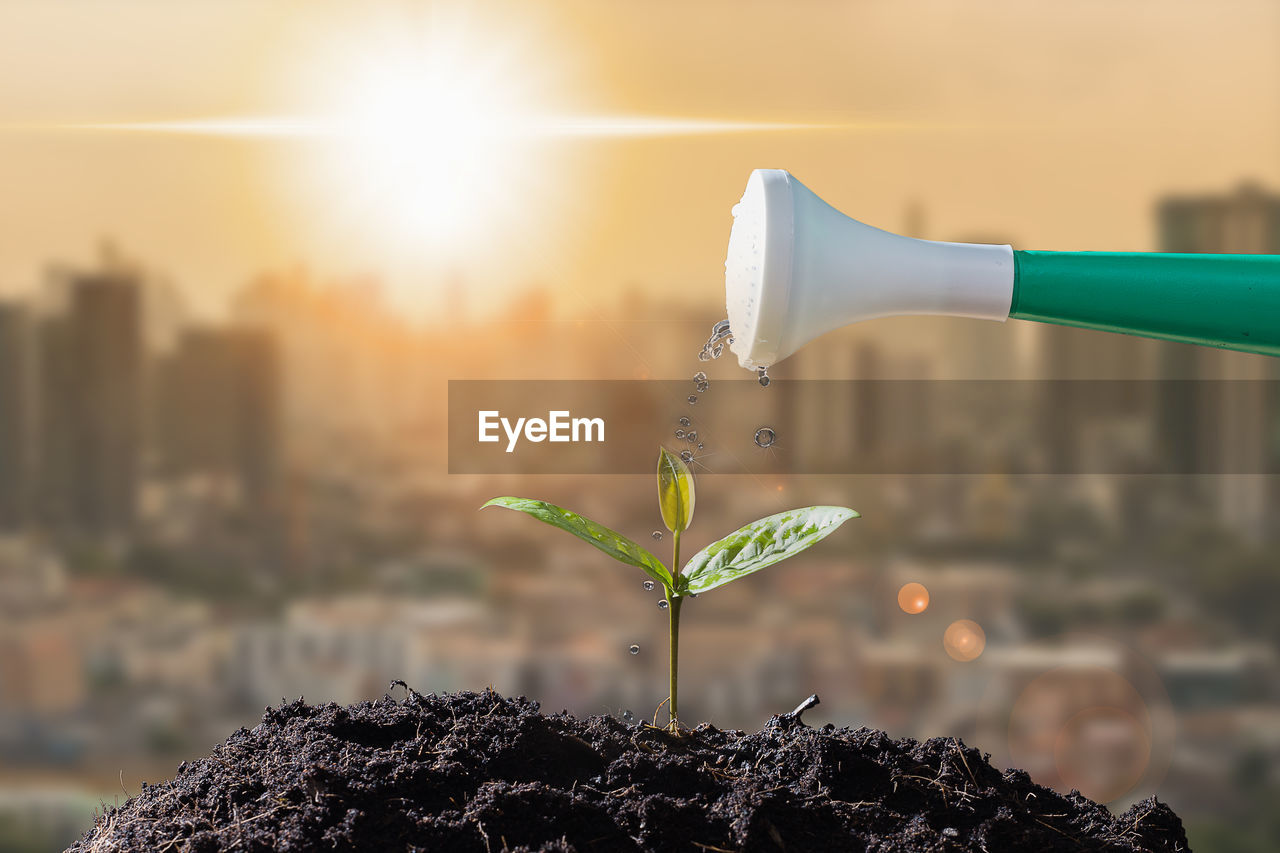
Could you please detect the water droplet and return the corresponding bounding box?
[685,431,698,443]
[657,599,669,610]
[622,709,634,722]
[678,417,691,427]
[679,450,693,462]
[651,531,662,541]
[642,580,655,591]
[695,380,709,392]
[675,429,686,439]
[696,443,704,450]
[897,582,929,615]
[693,371,707,383]
[697,320,732,362]
[754,427,776,448]
[757,366,770,387]
[687,395,697,405]
[629,644,640,655]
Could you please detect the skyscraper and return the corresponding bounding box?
[40,274,143,534]
[1159,182,1280,255]
[156,327,282,510]
[0,303,36,530]
[1157,181,1280,539]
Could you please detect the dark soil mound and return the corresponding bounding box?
[71,689,1188,852]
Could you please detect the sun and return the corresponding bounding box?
[335,48,529,246]
[296,10,558,262]
[46,4,845,313]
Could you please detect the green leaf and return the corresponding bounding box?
[680,506,859,595]
[482,497,673,589]
[657,447,695,533]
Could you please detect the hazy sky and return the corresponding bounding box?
[0,0,1276,317]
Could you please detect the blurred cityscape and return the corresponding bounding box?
[2,181,1280,852]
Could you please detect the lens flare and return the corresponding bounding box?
[943,619,986,661]
[897,582,929,614]
[1054,707,1151,803]
[1006,659,1168,804]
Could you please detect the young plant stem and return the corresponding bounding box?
[667,594,682,729]
[672,527,682,588]
[668,529,682,728]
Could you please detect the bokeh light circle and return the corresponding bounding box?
[943,619,986,661]
[897,582,930,614]
[1053,706,1152,803]
[1002,647,1174,805]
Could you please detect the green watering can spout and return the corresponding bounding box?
[725,170,1280,368]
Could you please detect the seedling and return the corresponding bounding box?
[483,447,858,729]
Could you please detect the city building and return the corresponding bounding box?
[39,273,144,533]
[1158,181,1280,539]
[156,327,282,510]
[1159,182,1280,255]
[0,303,36,529]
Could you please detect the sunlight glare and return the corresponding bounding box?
[327,32,536,249]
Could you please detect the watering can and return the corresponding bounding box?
[724,169,1280,369]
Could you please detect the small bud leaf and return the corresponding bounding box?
[657,447,695,533]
